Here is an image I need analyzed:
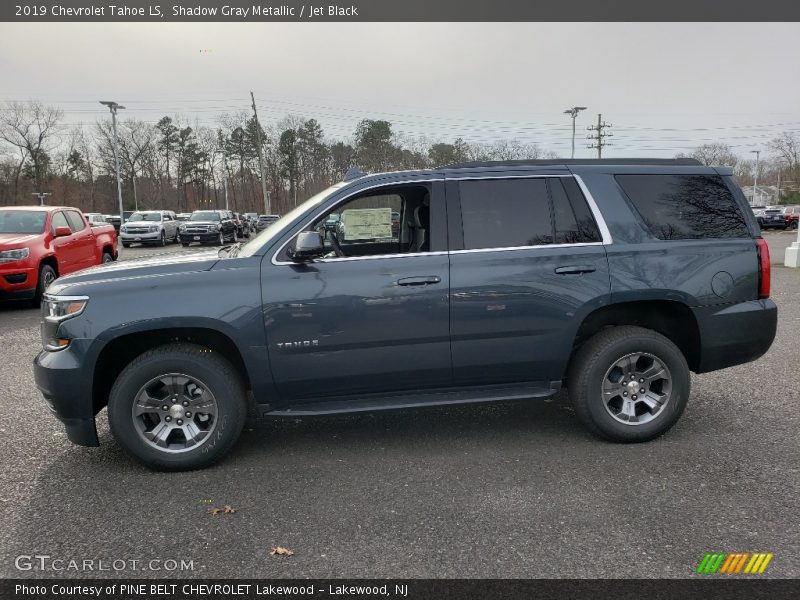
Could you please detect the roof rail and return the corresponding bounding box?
[443,158,703,169]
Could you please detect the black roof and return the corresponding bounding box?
[443,158,703,169]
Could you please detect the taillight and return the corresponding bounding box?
[756,238,770,299]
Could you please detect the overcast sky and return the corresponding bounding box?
[1,22,798,158]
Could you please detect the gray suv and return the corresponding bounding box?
[120,210,178,247]
[34,159,777,470]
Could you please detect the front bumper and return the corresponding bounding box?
[693,299,778,373]
[179,231,220,243]
[33,340,99,446]
[0,264,36,299]
[121,231,161,243]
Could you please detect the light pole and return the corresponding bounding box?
[31,192,51,206]
[563,106,587,159]
[750,150,761,206]
[100,100,126,231]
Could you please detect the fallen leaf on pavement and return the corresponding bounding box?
[208,504,236,516]
[270,546,294,556]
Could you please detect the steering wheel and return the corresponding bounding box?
[329,231,345,257]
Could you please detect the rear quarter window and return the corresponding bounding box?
[615,174,750,240]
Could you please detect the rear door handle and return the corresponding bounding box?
[554,265,596,275]
[397,276,441,286]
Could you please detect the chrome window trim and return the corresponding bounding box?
[572,174,613,245]
[271,174,612,266]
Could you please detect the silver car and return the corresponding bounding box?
[120,210,179,247]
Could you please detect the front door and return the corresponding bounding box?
[262,181,452,401]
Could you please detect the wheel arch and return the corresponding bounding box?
[569,299,701,374]
[92,326,252,416]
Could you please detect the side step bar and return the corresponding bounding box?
[263,381,561,417]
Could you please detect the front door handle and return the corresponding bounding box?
[554,265,596,275]
[397,276,441,286]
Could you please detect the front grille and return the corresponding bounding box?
[126,226,155,233]
[184,226,211,233]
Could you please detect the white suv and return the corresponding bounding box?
[120,211,178,247]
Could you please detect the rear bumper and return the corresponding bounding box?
[33,340,99,446]
[693,299,777,373]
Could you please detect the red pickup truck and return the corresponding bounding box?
[0,206,118,302]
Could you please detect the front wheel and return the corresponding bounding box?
[108,343,247,471]
[102,251,114,264]
[34,263,57,304]
[217,232,224,246]
[567,326,690,443]
[790,221,798,230]
[159,230,166,246]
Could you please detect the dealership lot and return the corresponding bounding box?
[0,232,797,578]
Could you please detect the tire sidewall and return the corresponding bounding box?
[108,350,245,470]
[577,333,689,441]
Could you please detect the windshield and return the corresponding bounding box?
[238,183,346,258]
[190,211,220,222]
[0,210,47,234]
[129,212,162,222]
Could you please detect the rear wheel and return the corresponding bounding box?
[567,326,690,442]
[108,343,247,471]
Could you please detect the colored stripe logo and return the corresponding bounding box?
[697,552,773,574]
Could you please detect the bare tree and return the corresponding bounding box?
[0,101,63,201]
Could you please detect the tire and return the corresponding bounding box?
[181,242,190,248]
[567,326,690,443]
[108,343,247,471]
[102,251,114,264]
[34,263,57,304]
[791,221,798,230]
[122,242,131,248]
[217,232,225,246]
[159,231,166,246]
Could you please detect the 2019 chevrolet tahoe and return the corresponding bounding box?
[34,159,777,470]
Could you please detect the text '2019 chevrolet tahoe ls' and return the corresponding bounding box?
[34,159,777,470]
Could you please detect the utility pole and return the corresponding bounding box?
[100,101,126,227]
[563,106,587,159]
[221,152,230,210]
[31,192,51,206]
[587,113,612,159]
[750,150,761,206]
[250,91,270,215]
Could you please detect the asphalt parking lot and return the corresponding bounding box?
[0,232,798,579]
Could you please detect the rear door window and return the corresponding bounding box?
[549,178,602,244]
[615,174,750,240]
[459,178,552,249]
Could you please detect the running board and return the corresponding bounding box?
[263,381,561,417]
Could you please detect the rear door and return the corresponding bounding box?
[447,173,611,385]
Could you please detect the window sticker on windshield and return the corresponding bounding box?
[341,208,392,240]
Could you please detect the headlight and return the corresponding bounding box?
[179,224,186,231]
[148,225,158,232]
[42,294,89,323]
[120,226,128,233]
[208,224,219,231]
[0,248,30,263]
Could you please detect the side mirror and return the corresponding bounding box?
[289,231,325,262]
[54,226,72,237]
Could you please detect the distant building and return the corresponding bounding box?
[742,185,778,206]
